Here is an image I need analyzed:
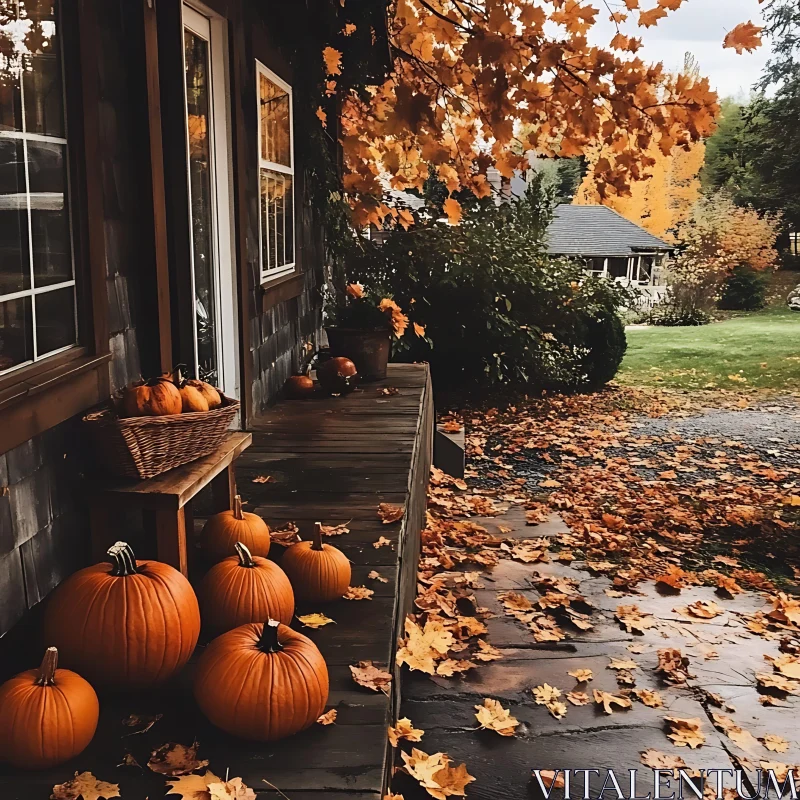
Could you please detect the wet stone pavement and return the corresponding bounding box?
[391,400,800,800]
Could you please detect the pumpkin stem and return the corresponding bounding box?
[235,541,256,567]
[35,647,59,686]
[256,619,284,654]
[108,541,139,576]
[311,522,324,552]
[232,495,245,521]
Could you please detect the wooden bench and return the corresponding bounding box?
[86,432,252,575]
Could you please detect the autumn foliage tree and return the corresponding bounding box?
[323,1,763,227]
[576,135,704,241]
[663,193,781,322]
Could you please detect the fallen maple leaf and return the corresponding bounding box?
[317,709,338,725]
[608,657,638,671]
[474,639,503,662]
[297,613,335,629]
[165,771,222,800]
[616,605,656,634]
[657,648,691,685]
[567,691,591,706]
[269,522,300,547]
[633,688,664,708]
[368,570,389,583]
[378,503,405,524]
[441,421,462,433]
[762,734,789,753]
[319,521,351,536]
[533,684,567,718]
[350,661,392,694]
[655,565,692,593]
[593,689,632,715]
[756,672,800,695]
[684,600,724,619]
[148,741,208,776]
[767,593,800,627]
[401,748,475,799]
[121,712,163,736]
[474,698,519,736]
[665,716,706,748]
[208,778,256,800]
[374,536,392,548]
[389,717,425,747]
[397,617,455,674]
[51,773,120,800]
[765,654,800,680]
[343,586,374,600]
[711,713,760,754]
[723,21,763,54]
[640,750,686,770]
[568,668,593,682]
[251,475,273,484]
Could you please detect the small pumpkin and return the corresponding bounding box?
[281,522,351,604]
[121,377,183,417]
[201,495,271,563]
[283,374,315,399]
[43,542,201,690]
[185,378,222,409]
[199,542,295,635]
[194,619,328,741]
[0,647,99,770]
[177,381,210,413]
[317,357,358,395]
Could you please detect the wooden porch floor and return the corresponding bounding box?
[0,364,433,799]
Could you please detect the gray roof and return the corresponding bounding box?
[547,204,674,257]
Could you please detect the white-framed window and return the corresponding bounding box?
[256,61,295,283]
[0,0,76,376]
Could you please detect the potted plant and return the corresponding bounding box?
[325,283,423,381]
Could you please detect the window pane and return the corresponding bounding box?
[35,285,74,355]
[638,257,653,283]
[608,257,628,279]
[185,28,219,386]
[27,140,71,286]
[0,74,23,133]
[260,168,295,273]
[0,138,30,295]
[0,295,33,372]
[259,73,290,167]
[21,0,64,138]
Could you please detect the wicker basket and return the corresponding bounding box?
[83,395,239,480]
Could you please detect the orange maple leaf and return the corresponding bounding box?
[443,197,462,225]
[723,21,763,54]
[322,46,342,75]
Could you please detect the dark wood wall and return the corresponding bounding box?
[0,0,155,639]
[0,0,324,640]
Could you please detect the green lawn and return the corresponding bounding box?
[618,306,800,391]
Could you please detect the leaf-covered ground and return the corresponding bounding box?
[390,387,800,800]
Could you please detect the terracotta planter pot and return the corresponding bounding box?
[325,327,390,382]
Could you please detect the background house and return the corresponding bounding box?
[0,0,389,641]
[547,204,675,305]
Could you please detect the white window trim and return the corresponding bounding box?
[256,60,296,284]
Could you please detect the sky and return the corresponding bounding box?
[590,0,771,100]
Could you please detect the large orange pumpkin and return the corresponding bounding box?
[199,542,295,635]
[201,495,271,563]
[194,619,328,741]
[121,377,182,417]
[43,542,200,690]
[281,522,351,604]
[0,647,99,770]
[283,374,315,399]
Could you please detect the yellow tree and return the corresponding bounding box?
[575,136,705,240]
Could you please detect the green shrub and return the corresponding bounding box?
[649,305,712,327]
[345,176,632,391]
[718,265,769,311]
